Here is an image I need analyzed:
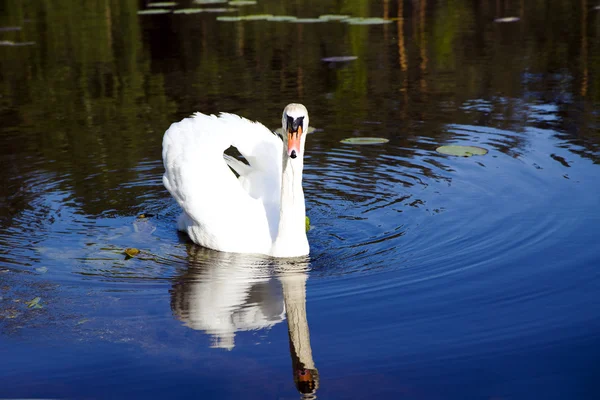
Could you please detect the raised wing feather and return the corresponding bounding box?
[162,112,282,253]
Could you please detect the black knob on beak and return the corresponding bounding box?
[290,150,297,159]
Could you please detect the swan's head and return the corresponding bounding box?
[282,103,309,160]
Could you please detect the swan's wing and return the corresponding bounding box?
[218,112,282,205]
[162,112,282,252]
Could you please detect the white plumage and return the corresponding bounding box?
[162,104,310,257]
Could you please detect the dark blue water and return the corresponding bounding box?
[1,1,600,399]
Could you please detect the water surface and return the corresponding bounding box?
[1,1,600,399]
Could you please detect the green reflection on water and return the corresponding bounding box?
[0,0,598,218]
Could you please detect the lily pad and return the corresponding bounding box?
[26,297,43,309]
[345,17,392,25]
[340,137,389,144]
[266,15,298,22]
[217,16,243,21]
[148,2,177,7]
[124,248,140,258]
[274,126,317,135]
[0,40,35,46]
[494,16,520,23]
[292,18,328,23]
[242,14,273,20]
[319,14,351,21]
[174,7,234,13]
[137,9,171,15]
[322,56,358,63]
[436,145,488,157]
[229,0,256,5]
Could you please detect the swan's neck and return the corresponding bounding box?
[272,157,309,257]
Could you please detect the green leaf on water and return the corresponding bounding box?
[266,15,297,22]
[241,14,273,20]
[217,16,242,21]
[174,8,234,13]
[229,0,256,5]
[344,17,392,25]
[218,14,274,21]
[137,9,171,15]
[26,297,43,309]
[494,16,520,23]
[76,318,90,326]
[0,40,35,46]
[340,137,389,144]
[193,0,227,3]
[292,18,328,23]
[124,248,140,258]
[436,145,488,157]
[148,2,177,7]
[322,56,358,63]
[305,216,310,232]
[319,14,351,21]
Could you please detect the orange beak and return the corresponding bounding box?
[287,125,302,158]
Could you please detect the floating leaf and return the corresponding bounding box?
[266,15,297,21]
[0,40,35,46]
[137,9,171,15]
[340,137,389,144]
[176,7,234,13]
[124,248,140,258]
[26,297,43,309]
[305,216,310,232]
[436,145,488,157]
[242,14,273,20]
[274,126,317,135]
[494,16,520,23]
[292,18,329,23]
[344,17,392,25]
[322,56,358,63]
[319,14,350,21]
[76,318,90,326]
[217,16,244,21]
[148,2,177,7]
[35,267,48,274]
[229,0,256,5]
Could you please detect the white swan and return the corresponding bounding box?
[162,103,310,257]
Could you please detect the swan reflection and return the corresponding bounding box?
[170,245,319,397]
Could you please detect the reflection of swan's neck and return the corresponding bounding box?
[272,157,308,257]
[283,272,314,369]
[281,272,318,395]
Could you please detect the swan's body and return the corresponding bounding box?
[162,104,310,257]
